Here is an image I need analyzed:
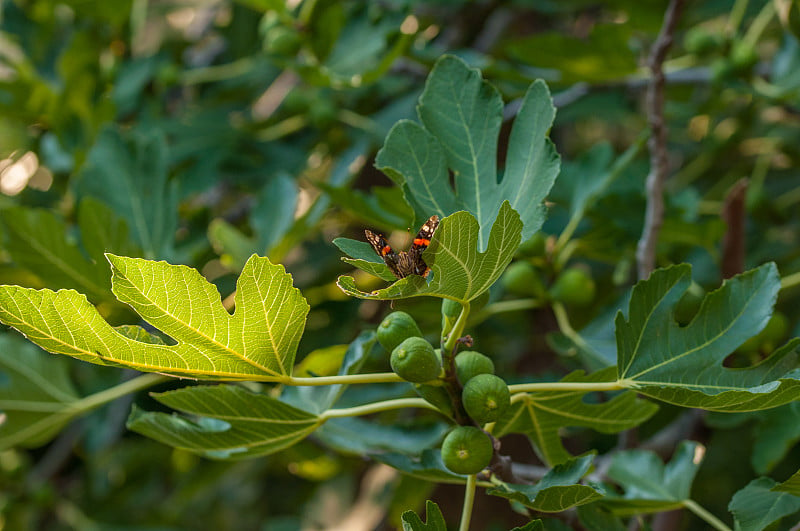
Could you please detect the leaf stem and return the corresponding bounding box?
[320,397,439,420]
[66,373,169,414]
[683,499,732,531]
[781,271,800,291]
[742,0,775,48]
[551,301,599,360]
[443,301,471,354]
[285,372,404,386]
[471,298,543,325]
[507,381,625,394]
[459,474,477,531]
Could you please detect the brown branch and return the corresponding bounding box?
[636,0,686,280]
[721,178,748,279]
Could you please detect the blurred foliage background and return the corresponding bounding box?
[1,0,800,529]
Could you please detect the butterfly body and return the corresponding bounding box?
[365,216,440,279]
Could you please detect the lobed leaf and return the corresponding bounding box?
[487,453,603,512]
[494,368,658,466]
[376,55,559,248]
[127,384,321,459]
[600,441,703,515]
[0,254,309,381]
[729,477,800,531]
[337,201,522,303]
[616,263,800,411]
[401,500,447,531]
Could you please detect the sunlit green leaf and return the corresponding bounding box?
[0,254,308,381]
[337,202,522,303]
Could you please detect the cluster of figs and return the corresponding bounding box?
[376,310,511,475]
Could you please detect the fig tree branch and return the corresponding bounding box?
[636,0,686,280]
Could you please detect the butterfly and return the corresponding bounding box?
[365,215,440,279]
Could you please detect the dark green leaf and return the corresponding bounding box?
[494,368,658,465]
[0,334,80,449]
[729,477,800,531]
[316,417,449,455]
[505,25,638,83]
[74,127,177,259]
[401,500,447,531]
[127,385,321,459]
[617,263,800,411]
[374,448,466,484]
[487,454,602,512]
[376,55,558,247]
[601,441,703,515]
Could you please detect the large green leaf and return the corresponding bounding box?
[375,55,559,248]
[0,199,139,302]
[337,202,522,303]
[0,254,309,381]
[494,368,658,466]
[600,441,703,515]
[487,454,602,512]
[0,333,80,449]
[729,477,800,531]
[74,126,177,259]
[616,263,800,411]
[127,385,321,459]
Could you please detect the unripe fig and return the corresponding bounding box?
[683,27,724,56]
[391,337,441,383]
[462,374,510,425]
[414,382,454,417]
[730,40,758,72]
[377,311,423,352]
[550,267,595,307]
[516,232,547,257]
[441,426,493,475]
[264,26,302,56]
[501,261,545,297]
[455,351,495,385]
